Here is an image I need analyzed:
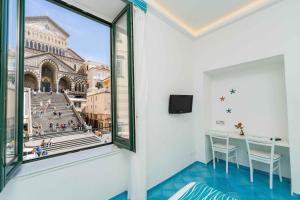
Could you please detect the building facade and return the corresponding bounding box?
[24,16,88,93]
[85,89,111,131]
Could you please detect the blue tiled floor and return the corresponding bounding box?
[111,161,300,200]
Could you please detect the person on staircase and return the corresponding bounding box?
[49,122,53,132]
[56,123,59,132]
[47,98,51,105]
[48,138,53,147]
[77,122,82,131]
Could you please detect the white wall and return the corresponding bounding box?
[145,10,196,189]
[192,0,300,194]
[208,57,288,138]
[0,149,129,200]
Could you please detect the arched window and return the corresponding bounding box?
[59,49,62,56]
[53,47,55,54]
[42,44,45,51]
[78,84,81,92]
[34,42,37,49]
[38,43,41,50]
[49,46,52,52]
[81,84,84,92]
[45,45,48,52]
[61,50,64,56]
[75,83,78,91]
[30,41,33,48]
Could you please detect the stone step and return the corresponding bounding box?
[32,112,76,118]
[41,136,100,152]
[29,130,84,141]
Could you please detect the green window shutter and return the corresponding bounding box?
[0,0,25,192]
[0,0,7,191]
[112,3,136,152]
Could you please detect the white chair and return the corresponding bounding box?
[209,130,239,174]
[245,135,282,189]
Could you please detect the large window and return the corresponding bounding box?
[0,0,136,192]
[22,0,112,161]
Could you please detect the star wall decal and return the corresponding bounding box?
[220,96,225,102]
[230,89,236,94]
[226,108,232,113]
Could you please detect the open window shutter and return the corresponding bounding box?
[112,3,136,152]
[0,0,24,192]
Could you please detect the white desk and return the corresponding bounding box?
[205,132,289,148]
[205,131,291,185]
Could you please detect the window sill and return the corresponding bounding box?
[14,144,121,179]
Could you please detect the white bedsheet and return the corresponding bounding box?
[168,182,196,200]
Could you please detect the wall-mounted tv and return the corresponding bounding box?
[169,95,193,114]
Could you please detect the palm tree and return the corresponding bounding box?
[95,81,103,89]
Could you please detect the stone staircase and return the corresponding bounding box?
[23,92,109,160]
[31,92,80,133]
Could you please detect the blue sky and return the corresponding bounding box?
[8,0,17,49]
[25,0,110,65]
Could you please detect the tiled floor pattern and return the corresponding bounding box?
[111,161,300,200]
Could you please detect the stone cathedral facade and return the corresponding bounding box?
[24,16,108,93]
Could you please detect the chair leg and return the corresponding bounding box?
[278,161,282,182]
[226,152,229,174]
[235,150,239,169]
[249,160,253,183]
[270,163,273,189]
[212,151,216,169]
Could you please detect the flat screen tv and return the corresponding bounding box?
[169,95,193,114]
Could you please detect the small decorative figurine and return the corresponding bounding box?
[235,122,244,136]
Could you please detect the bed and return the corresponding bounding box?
[169,182,236,200]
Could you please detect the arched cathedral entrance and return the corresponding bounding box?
[58,76,71,92]
[24,72,38,91]
[41,62,56,92]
